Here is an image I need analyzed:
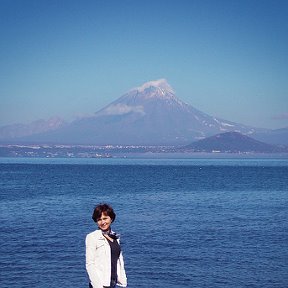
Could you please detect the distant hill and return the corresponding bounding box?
[183,132,285,153]
[0,117,66,140]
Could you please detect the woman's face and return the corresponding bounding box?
[97,212,112,232]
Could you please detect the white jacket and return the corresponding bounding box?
[85,229,127,288]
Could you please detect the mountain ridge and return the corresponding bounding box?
[0,79,287,146]
[0,117,66,140]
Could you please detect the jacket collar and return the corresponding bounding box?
[94,229,119,240]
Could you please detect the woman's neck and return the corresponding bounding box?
[102,228,111,235]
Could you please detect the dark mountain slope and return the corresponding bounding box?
[184,131,284,153]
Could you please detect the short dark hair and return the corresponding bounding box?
[92,203,116,223]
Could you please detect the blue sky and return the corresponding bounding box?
[1,0,287,129]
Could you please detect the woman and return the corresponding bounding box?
[86,203,127,288]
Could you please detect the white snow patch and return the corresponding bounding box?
[221,122,235,127]
[214,118,235,128]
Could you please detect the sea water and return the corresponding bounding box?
[0,157,287,288]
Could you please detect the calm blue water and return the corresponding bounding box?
[0,158,287,288]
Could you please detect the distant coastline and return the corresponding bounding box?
[0,144,287,159]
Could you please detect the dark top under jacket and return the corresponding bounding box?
[107,237,121,286]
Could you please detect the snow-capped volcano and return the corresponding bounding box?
[97,78,188,117]
[0,79,273,145]
[90,79,259,145]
